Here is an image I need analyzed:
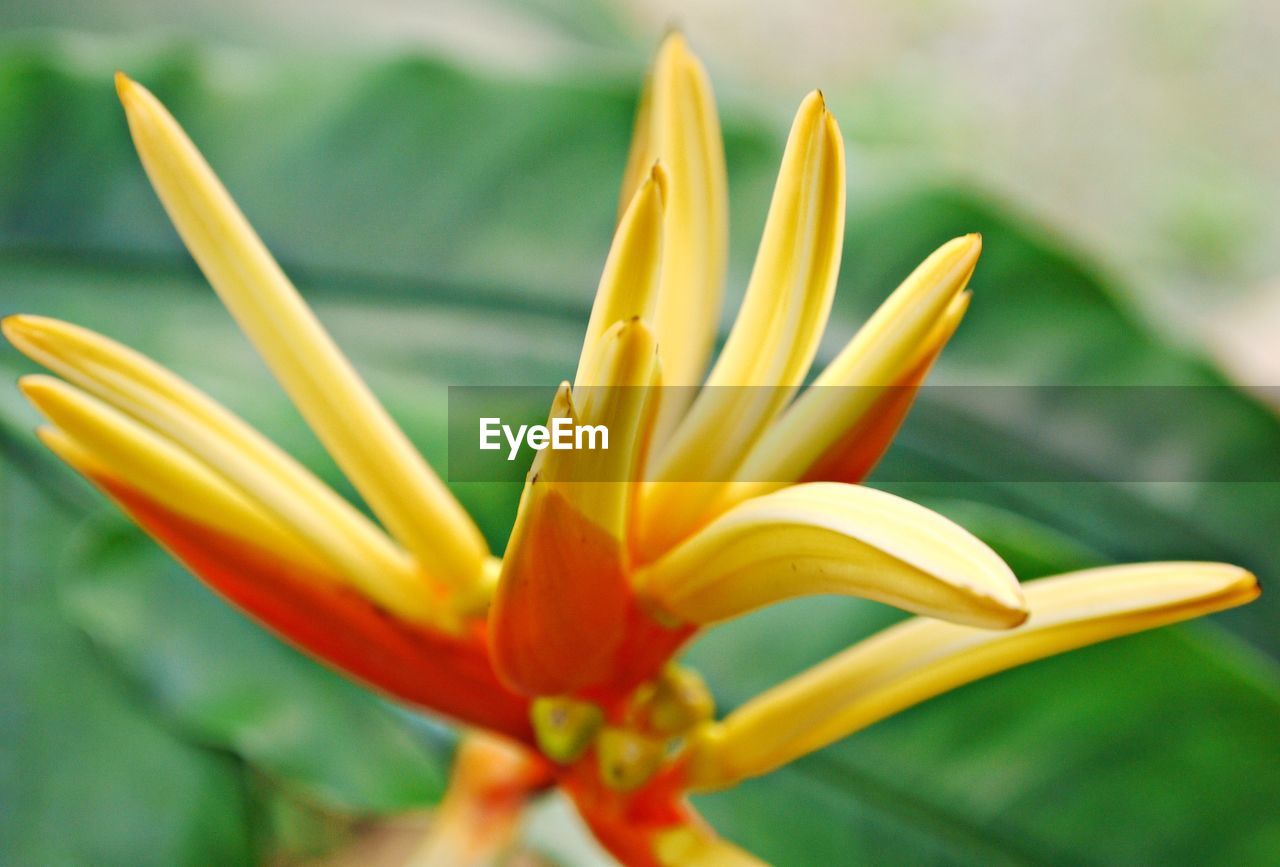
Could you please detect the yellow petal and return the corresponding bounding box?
[576,163,666,388]
[635,482,1025,630]
[115,73,487,593]
[638,92,845,555]
[20,376,330,581]
[685,562,1260,791]
[732,234,980,493]
[654,826,768,867]
[556,319,660,537]
[620,33,729,437]
[4,315,427,614]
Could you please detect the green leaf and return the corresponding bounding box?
[0,33,778,317]
[60,520,451,813]
[0,466,254,865]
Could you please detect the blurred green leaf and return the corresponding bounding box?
[0,33,778,314]
[60,520,451,813]
[0,466,253,865]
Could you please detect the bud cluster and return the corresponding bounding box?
[530,664,716,791]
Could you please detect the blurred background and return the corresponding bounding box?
[2,1,1279,865]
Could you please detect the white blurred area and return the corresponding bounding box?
[617,0,1280,386]
[2,0,1277,382]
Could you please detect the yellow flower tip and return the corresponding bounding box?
[17,372,59,405]
[950,232,983,275]
[4,314,80,362]
[2,315,35,358]
[112,65,491,585]
[113,70,133,100]
[658,28,690,58]
[114,71,158,118]
[993,594,1030,629]
[933,556,1028,630]
[796,88,828,124]
[32,424,60,449]
[647,159,670,204]
[34,421,84,461]
[1198,563,1261,607]
[3,313,69,354]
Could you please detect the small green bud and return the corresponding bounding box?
[646,665,715,735]
[531,697,603,764]
[596,727,665,792]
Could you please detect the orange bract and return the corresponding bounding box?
[102,472,533,742]
[491,488,631,696]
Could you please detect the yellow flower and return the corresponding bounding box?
[4,34,1259,866]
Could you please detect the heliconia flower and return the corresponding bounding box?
[4,33,1260,867]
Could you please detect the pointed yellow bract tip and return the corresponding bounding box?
[114,71,140,104]
[17,373,56,404]
[637,483,1025,631]
[4,314,75,360]
[797,88,828,121]
[648,159,669,203]
[658,28,689,57]
[1,314,35,347]
[932,233,983,290]
[957,232,982,264]
[34,424,101,472]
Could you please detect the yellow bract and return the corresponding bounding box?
[576,163,666,389]
[653,826,767,867]
[620,33,729,441]
[21,376,327,576]
[684,562,1260,790]
[4,315,425,612]
[547,320,660,540]
[635,482,1026,629]
[638,90,846,556]
[730,234,981,495]
[116,73,489,598]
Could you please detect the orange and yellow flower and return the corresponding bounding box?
[4,34,1259,866]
